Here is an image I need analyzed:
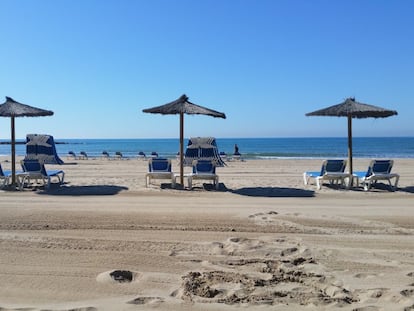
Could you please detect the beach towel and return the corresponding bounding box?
[25,134,64,164]
[183,137,225,167]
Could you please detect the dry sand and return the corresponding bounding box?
[0,156,413,310]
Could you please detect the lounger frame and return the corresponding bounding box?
[19,159,65,190]
[303,159,351,190]
[353,160,399,191]
[145,158,175,187]
[188,160,219,190]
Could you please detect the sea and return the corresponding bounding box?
[1,137,414,160]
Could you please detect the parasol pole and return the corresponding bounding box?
[347,114,353,185]
[11,116,16,187]
[179,112,184,186]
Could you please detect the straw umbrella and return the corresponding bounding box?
[306,97,397,175]
[0,96,54,187]
[143,94,226,186]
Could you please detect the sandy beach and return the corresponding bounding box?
[0,157,413,310]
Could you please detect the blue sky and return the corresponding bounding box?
[0,0,413,139]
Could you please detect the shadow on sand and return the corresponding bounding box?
[398,186,414,194]
[173,182,315,197]
[230,186,315,198]
[36,184,128,196]
[348,182,410,193]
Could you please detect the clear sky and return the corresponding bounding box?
[0,0,413,139]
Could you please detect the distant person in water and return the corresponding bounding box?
[234,144,240,155]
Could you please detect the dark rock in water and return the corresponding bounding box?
[0,141,25,144]
[0,141,68,144]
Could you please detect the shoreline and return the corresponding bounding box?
[1,137,414,160]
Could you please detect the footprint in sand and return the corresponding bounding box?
[176,237,357,306]
[127,296,165,305]
[400,289,414,297]
[351,306,382,311]
[355,287,389,302]
[248,212,264,218]
[404,304,414,311]
[354,273,380,279]
[64,308,97,311]
[368,288,387,298]
[407,272,414,287]
[248,211,278,219]
[96,269,140,283]
[280,247,298,256]
[0,307,97,311]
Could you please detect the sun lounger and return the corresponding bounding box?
[219,151,227,162]
[102,151,110,159]
[137,151,146,160]
[115,151,123,159]
[303,159,350,190]
[188,160,219,190]
[67,151,77,160]
[0,163,12,188]
[145,158,175,187]
[79,151,88,160]
[353,160,399,191]
[150,152,158,158]
[231,153,242,161]
[1,163,25,188]
[19,159,65,190]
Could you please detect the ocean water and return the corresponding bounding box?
[1,137,413,159]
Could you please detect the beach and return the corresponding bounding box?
[0,157,413,310]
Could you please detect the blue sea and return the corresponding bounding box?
[1,137,414,159]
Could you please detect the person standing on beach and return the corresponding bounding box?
[234,144,240,155]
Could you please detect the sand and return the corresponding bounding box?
[0,156,413,310]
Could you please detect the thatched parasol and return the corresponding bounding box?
[0,96,54,187]
[306,97,398,175]
[143,94,226,186]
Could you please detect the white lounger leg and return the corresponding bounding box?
[389,175,399,191]
[363,180,370,191]
[303,173,309,185]
[316,177,322,190]
[393,175,399,190]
